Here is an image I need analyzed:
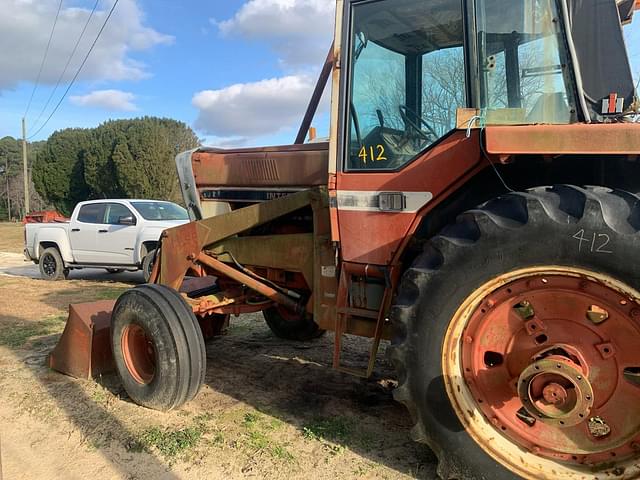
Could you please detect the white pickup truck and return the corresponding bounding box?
[24,199,190,281]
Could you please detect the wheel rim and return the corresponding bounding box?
[42,253,56,276]
[443,266,640,479]
[121,324,156,384]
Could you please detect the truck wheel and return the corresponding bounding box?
[263,305,324,341]
[111,284,206,411]
[39,247,68,281]
[142,249,157,283]
[389,186,640,480]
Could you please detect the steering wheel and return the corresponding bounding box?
[350,102,362,146]
[399,105,439,142]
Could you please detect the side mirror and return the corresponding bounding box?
[118,215,136,226]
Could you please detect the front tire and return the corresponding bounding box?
[390,186,640,480]
[111,284,206,411]
[39,247,68,281]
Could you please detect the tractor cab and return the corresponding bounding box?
[336,0,635,172]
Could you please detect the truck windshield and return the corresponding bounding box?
[131,202,188,221]
[346,0,466,170]
[476,0,576,124]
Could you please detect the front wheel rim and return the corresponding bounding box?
[443,266,640,480]
[121,324,156,384]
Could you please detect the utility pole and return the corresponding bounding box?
[22,117,30,215]
[4,158,10,220]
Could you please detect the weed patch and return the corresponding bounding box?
[302,416,355,456]
[132,425,204,461]
[92,287,129,301]
[239,409,295,462]
[302,416,353,442]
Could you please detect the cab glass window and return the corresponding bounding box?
[77,204,105,224]
[105,203,135,225]
[476,0,576,124]
[346,0,466,170]
[131,202,189,221]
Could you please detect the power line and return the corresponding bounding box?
[24,0,64,118]
[31,0,100,132]
[28,0,120,140]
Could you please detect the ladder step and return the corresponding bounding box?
[337,307,378,319]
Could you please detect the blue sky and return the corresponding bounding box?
[0,0,638,148]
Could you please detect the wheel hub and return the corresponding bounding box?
[542,382,567,405]
[517,355,594,427]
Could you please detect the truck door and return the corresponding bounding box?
[95,203,137,265]
[332,0,470,265]
[69,203,105,263]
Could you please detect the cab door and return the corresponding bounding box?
[94,202,137,265]
[69,203,105,263]
[331,0,473,266]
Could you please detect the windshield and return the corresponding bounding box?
[476,0,576,124]
[131,202,188,221]
[346,0,466,170]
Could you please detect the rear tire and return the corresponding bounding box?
[111,284,206,411]
[390,186,640,480]
[39,247,68,281]
[263,305,324,341]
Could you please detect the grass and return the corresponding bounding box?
[0,222,24,253]
[91,287,129,301]
[302,416,353,443]
[0,314,66,348]
[240,409,295,462]
[302,416,356,456]
[129,413,216,462]
[136,425,204,460]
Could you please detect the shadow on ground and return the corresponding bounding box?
[197,315,437,479]
[1,315,180,479]
[3,309,438,479]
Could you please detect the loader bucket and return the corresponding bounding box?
[48,300,116,380]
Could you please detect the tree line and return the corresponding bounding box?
[29,117,200,217]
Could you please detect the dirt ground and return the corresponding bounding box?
[0,222,437,480]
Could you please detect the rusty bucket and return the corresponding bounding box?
[48,300,116,379]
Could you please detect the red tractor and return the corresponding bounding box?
[51,1,640,478]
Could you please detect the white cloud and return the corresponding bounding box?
[216,0,334,69]
[0,0,173,91]
[624,25,640,81]
[192,75,316,137]
[193,0,335,140]
[70,89,137,111]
